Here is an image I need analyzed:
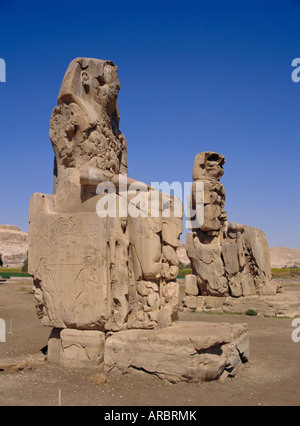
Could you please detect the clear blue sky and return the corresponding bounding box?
[0,0,299,248]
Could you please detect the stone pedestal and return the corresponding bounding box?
[46,321,249,382]
[48,328,105,369]
[104,321,249,383]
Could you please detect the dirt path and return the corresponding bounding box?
[0,278,299,406]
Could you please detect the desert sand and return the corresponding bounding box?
[0,277,299,406]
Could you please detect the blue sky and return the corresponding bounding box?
[0,0,299,248]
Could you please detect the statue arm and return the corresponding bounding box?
[79,165,154,190]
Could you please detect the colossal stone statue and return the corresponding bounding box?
[29,58,182,334]
[28,60,249,380]
[184,151,281,304]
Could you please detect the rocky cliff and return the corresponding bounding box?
[269,247,300,268]
[0,225,28,267]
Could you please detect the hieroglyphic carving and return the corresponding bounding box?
[29,208,110,329]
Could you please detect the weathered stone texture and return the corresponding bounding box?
[29,58,182,333]
[185,152,280,299]
[104,321,249,383]
[28,59,251,378]
[47,328,105,369]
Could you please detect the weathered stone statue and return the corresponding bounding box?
[28,60,249,380]
[183,151,281,309]
[50,58,128,212]
[29,57,182,334]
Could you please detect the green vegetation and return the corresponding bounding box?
[245,309,258,316]
[271,267,300,279]
[0,272,31,279]
[177,268,192,279]
[0,268,30,279]
[0,268,22,273]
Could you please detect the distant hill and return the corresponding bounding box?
[269,247,300,268]
[0,225,28,268]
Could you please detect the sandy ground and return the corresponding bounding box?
[0,277,300,407]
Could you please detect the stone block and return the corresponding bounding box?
[104,321,249,383]
[182,295,197,309]
[48,328,105,369]
[61,329,105,369]
[47,328,62,364]
[185,274,198,296]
